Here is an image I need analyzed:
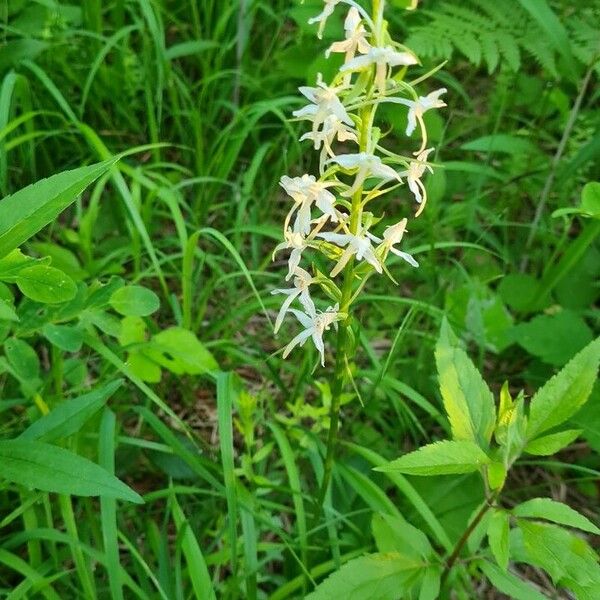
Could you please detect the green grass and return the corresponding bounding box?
[0,0,598,597]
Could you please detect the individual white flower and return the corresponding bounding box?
[318,230,382,277]
[397,88,447,153]
[367,218,419,267]
[272,229,311,280]
[398,148,434,216]
[293,75,353,142]
[329,152,401,197]
[326,8,371,63]
[300,114,358,171]
[283,304,340,366]
[308,0,343,39]
[341,46,417,92]
[271,267,316,334]
[280,174,339,234]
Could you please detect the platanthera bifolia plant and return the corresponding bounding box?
[272,0,446,509]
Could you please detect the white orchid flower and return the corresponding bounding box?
[300,114,358,171]
[367,218,419,267]
[293,75,353,142]
[280,174,339,234]
[272,229,311,280]
[308,0,343,39]
[398,148,434,216]
[329,152,401,197]
[326,7,371,65]
[318,230,382,277]
[341,46,417,92]
[397,88,447,153]
[271,267,316,334]
[283,304,340,366]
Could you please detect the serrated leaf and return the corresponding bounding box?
[305,553,424,600]
[517,521,600,586]
[527,337,600,438]
[514,498,600,535]
[479,560,550,600]
[0,160,116,258]
[435,319,496,446]
[0,440,142,503]
[524,429,582,456]
[487,510,510,571]
[19,380,122,442]
[375,440,490,476]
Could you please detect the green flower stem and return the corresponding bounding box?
[314,0,383,509]
[440,491,499,587]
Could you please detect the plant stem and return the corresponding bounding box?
[314,12,381,509]
[440,493,498,587]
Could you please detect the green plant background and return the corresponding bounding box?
[0,0,598,598]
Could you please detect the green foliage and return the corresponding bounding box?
[0,440,142,503]
[404,0,590,77]
[377,440,491,475]
[0,0,598,597]
[435,319,496,447]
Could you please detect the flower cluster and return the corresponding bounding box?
[272,0,446,366]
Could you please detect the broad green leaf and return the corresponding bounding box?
[16,265,77,303]
[42,323,83,352]
[527,337,600,438]
[524,429,582,456]
[435,319,496,446]
[512,311,593,366]
[0,298,17,321]
[4,337,39,380]
[461,134,539,156]
[418,567,440,600]
[372,513,433,558]
[487,510,510,571]
[376,440,490,476]
[305,553,424,600]
[0,160,115,258]
[19,380,123,442]
[487,461,507,490]
[109,285,160,317]
[513,498,600,535]
[498,273,539,312]
[479,560,549,600]
[517,521,600,586]
[0,440,142,503]
[144,327,218,375]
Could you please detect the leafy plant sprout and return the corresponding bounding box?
[272,0,447,511]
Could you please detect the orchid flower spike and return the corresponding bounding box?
[398,88,447,153]
[398,148,434,216]
[308,0,343,39]
[318,230,382,277]
[293,74,353,142]
[341,46,417,92]
[283,304,340,366]
[271,267,316,334]
[326,7,371,65]
[329,152,401,197]
[368,218,419,267]
[280,174,339,234]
